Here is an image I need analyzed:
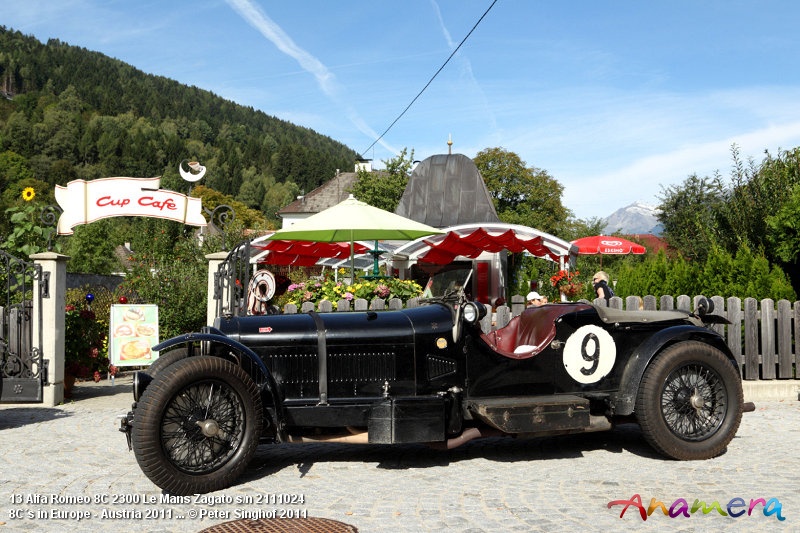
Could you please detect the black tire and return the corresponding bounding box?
[635,341,743,460]
[132,356,263,495]
[143,346,188,377]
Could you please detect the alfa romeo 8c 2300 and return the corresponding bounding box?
[120,270,746,495]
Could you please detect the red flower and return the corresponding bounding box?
[550,269,584,298]
[550,269,580,288]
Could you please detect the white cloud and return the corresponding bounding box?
[561,119,800,218]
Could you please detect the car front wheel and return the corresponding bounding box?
[142,346,188,378]
[132,356,263,495]
[635,341,743,460]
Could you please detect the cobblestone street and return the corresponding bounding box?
[1,375,797,533]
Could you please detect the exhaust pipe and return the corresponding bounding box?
[428,427,503,450]
[286,431,369,444]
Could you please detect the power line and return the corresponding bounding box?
[360,0,498,157]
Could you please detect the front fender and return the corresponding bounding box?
[612,325,734,415]
[151,332,286,441]
[153,331,268,376]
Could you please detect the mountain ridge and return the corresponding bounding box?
[602,201,663,235]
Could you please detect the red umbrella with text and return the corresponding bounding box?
[571,235,646,266]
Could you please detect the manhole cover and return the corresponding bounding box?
[198,517,358,533]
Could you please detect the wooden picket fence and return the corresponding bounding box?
[285,293,799,382]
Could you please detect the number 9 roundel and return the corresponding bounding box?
[562,325,616,384]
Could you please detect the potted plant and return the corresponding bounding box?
[550,269,584,301]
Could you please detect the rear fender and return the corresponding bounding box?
[612,325,735,416]
[151,332,285,440]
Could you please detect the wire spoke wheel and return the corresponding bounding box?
[660,363,725,441]
[132,356,263,495]
[161,379,245,473]
[636,341,743,460]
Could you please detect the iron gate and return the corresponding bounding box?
[0,250,46,403]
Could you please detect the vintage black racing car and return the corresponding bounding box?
[119,270,748,495]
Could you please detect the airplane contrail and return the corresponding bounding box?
[224,0,396,156]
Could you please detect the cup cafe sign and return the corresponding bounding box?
[55,177,206,234]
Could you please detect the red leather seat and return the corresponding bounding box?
[480,304,591,359]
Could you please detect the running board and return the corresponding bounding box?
[468,395,594,434]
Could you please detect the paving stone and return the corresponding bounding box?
[0,376,797,532]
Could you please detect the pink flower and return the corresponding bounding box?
[93,371,101,383]
[344,292,354,301]
[374,284,390,298]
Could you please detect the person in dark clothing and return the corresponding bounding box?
[593,271,614,302]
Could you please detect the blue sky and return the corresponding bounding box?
[5,0,800,220]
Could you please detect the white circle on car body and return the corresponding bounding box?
[562,325,616,384]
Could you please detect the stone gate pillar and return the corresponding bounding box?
[30,251,69,407]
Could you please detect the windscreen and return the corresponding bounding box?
[420,265,473,298]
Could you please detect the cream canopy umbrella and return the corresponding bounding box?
[268,195,443,279]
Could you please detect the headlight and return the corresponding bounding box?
[462,302,480,324]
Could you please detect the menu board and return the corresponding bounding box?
[108,304,159,367]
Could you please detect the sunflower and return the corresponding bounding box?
[21,187,35,202]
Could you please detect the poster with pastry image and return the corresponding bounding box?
[109,304,159,367]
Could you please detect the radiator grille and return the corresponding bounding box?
[329,351,396,382]
[262,350,396,384]
[262,352,317,384]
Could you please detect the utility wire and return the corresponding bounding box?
[360,0,498,157]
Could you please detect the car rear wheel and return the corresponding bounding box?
[635,341,743,460]
[132,356,263,495]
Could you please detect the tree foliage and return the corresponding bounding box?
[721,145,800,257]
[0,26,358,229]
[657,144,800,293]
[63,220,120,274]
[117,235,208,339]
[657,174,726,262]
[351,148,413,212]
[473,147,571,234]
[767,182,800,263]
[610,245,795,302]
